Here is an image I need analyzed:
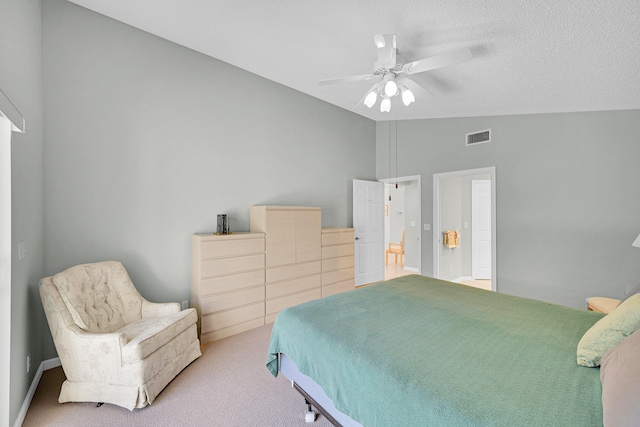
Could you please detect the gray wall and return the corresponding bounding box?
[377,111,640,308]
[42,0,375,358]
[1,0,45,425]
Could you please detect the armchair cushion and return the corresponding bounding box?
[121,308,197,364]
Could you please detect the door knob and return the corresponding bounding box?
[355,237,360,240]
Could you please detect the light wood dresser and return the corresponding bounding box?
[190,232,266,344]
[321,228,355,297]
[250,206,322,324]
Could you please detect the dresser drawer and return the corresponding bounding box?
[201,254,264,278]
[266,274,320,300]
[201,302,265,333]
[322,279,354,298]
[322,267,354,286]
[266,260,321,283]
[201,318,265,343]
[200,285,265,314]
[201,237,264,259]
[322,244,353,259]
[199,269,265,296]
[321,230,353,246]
[265,288,321,316]
[322,256,354,273]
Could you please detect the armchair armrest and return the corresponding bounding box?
[59,324,128,382]
[68,325,127,348]
[142,300,181,318]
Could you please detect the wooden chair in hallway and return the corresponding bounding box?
[386,230,405,268]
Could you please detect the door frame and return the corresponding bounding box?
[379,175,421,275]
[433,167,496,291]
[0,117,14,425]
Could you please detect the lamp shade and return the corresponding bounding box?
[384,79,398,97]
[380,97,391,112]
[633,233,640,248]
[364,91,377,108]
[401,87,415,106]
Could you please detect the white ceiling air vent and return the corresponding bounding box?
[465,129,491,146]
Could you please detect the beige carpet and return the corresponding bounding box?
[458,279,492,291]
[23,324,333,427]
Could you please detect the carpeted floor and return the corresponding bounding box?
[458,279,492,291]
[22,324,334,427]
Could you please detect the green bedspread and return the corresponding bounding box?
[267,275,604,426]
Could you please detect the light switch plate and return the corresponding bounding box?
[18,241,26,261]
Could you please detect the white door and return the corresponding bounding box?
[353,179,385,286]
[472,180,492,279]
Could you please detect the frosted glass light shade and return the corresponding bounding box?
[633,233,640,248]
[380,97,391,112]
[384,79,398,97]
[401,88,415,106]
[364,91,377,108]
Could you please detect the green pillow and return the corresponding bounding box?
[577,293,640,367]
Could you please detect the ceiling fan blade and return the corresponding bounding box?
[318,74,378,86]
[402,47,472,75]
[399,77,435,97]
[374,34,397,70]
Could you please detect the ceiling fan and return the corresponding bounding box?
[319,34,472,113]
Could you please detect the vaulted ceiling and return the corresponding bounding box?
[67,0,640,121]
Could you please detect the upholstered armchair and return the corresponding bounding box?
[39,261,201,410]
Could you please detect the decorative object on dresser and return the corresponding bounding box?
[250,206,323,324]
[321,228,355,297]
[190,232,266,344]
[216,214,230,235]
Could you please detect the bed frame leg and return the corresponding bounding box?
[305,398,317,423]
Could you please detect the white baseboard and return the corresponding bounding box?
[42,357,61,371]
[13,357,60,427]
[403,266,419,273]
[452,276,473,283]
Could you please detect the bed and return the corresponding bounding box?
[266,275,608,426]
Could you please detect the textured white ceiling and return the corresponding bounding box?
[67,0,640,121]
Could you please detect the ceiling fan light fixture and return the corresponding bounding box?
[364,90,378,108]
[380,96,391,112]
[383,76,398,97]
[400,85,415,106]
[318,34,473,115]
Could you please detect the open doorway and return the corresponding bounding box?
[380,175,421,280]
[433,167,496,291]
